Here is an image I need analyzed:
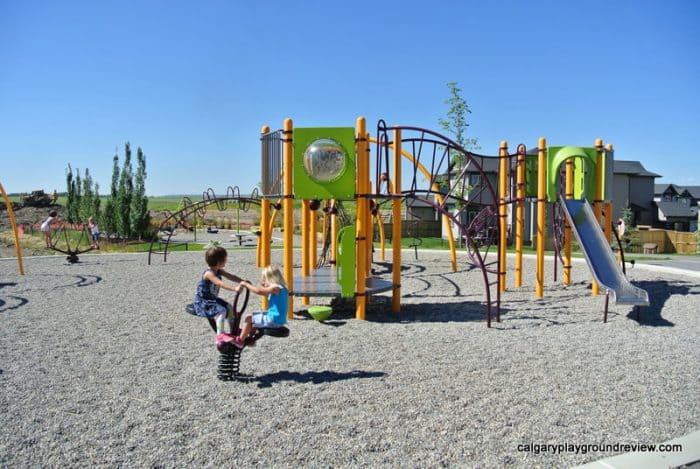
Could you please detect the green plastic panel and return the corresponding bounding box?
[293,127,356,200]
[546,146,598,202]
[525,154,538,198]
[336,225,356,298]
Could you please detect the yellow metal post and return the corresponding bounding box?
[282,118,294,318]
[0,183,25,275]
[391,128,402,313]
[301,199,310,305]
[598,142,622,262]
[498,141,508,293]
[260,125,271,270]
[594,139,604,222]
[355,117,369,319]
[605,143,614,244]
[536,138,547,298]
[310,203,317,270]
[321,201,328,264]
[591,138,604,296]
[261,200,270,311]
[375,213,386,261]
[604,202,613,243]
[256,216,263,266]
[260,125,271,309]
[364,132,372,278]
[564,158,573,285]
[515,145,525,288]
[331,200,337,267]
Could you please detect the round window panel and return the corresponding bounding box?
[302,138,347,183]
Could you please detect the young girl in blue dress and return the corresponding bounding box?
[233,265,288,348]
[193,245,243,345]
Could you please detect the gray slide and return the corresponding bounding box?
[559,196,649,306]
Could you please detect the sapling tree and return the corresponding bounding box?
[437,81,480,200]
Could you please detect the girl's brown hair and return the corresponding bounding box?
[205,246,227,267]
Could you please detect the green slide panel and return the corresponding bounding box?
[336,225,356,298]
[546,146,598,202]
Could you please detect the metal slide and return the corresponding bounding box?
[559,196,649,306]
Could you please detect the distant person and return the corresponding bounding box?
[51,190,58,204]
[617,218,626,238]
[233,265,288,348]
[40,211,58,248]
[88,217,100,249]
[192,245,244,345]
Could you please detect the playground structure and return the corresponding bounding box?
[256,118,649,325]
[147,186,261,264]
[152,117,649,326]
[252,119,504,324]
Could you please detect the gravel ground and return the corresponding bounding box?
[0,249,698,468]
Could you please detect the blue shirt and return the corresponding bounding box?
[267,285,288,325]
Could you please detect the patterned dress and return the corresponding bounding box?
[193,269,230,318]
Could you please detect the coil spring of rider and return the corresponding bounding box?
[217,346,242,381]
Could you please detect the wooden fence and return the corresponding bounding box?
[374,220,698,254]
[379,220,442,240]
[627,228,698,254]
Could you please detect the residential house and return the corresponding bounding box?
[612,160,661,226]
[653,184,700,232]
[439,156,661,243]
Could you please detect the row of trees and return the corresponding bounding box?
[65,143,150,239]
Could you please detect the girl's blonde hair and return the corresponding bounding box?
[261,265,286,288]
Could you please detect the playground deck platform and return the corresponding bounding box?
[293,266,394,297]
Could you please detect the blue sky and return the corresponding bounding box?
[1,0,698,196]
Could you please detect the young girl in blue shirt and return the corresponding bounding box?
[233,265,288,348]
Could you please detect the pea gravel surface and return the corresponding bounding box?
[1,250,698,468]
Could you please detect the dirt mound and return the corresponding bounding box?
[0,204,64,230]
[0,205,65,258]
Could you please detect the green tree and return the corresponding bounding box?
[80,168,95,223]
[74,169,82,219]
[130,147,150,239]
[437,82,480,200]
[66,166,102,224]
[65,164,77,223]
[116,143,133,238]
[92,182,101,221]
[621,205,634,228]
[101,153,120,236]
[620,205,635,248]
[438,81,479,159]
[65,164,84,223]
